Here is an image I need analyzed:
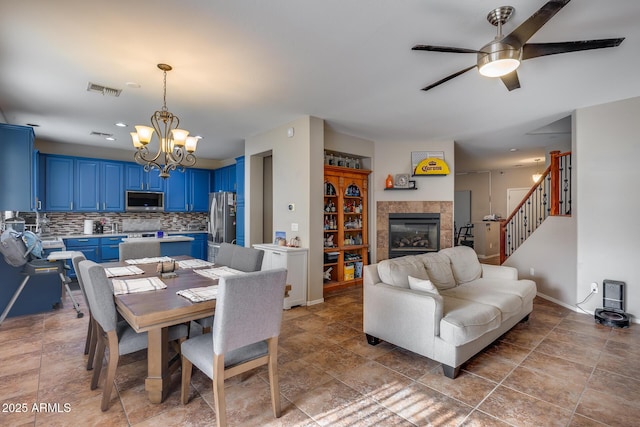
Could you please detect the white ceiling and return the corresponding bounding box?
[0,0,638,172]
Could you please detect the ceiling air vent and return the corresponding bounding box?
[90,131,113,137]
[87,82,122,97]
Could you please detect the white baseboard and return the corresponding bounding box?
[536,292,638,324]
[306,298,325,306]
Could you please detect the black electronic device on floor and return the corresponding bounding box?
[594,279,630,328]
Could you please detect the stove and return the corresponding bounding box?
[126,232,158,238]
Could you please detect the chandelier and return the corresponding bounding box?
[130,64,198,178]
[532,159,542,183]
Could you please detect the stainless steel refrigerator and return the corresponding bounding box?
[208,192,236,244]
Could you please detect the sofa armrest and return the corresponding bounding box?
[364,281,443,357]
[481,263,518,280]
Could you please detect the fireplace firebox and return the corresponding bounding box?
[388,213,440,258]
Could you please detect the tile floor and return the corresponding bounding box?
[1,285,639,426]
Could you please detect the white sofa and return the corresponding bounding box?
[363,246,536,378]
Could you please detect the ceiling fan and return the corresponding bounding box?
[413,0,624,92]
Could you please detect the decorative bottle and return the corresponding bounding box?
[385,174,394,189]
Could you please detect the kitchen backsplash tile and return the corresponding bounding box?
[21,212,207,236]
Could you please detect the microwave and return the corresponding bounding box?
[125,191,164,212]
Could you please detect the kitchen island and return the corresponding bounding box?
[122,235,194,257]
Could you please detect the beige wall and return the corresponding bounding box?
[372,139,455,261]
[245,116,325,304]
[575,96,640,318]
[455,166,539,222]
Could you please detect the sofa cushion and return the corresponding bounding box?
[440,279,527,322]
[470,278,537,301]
[417,252,456,290]
[440,297,501,346]
[440,246,482,285]
[377,256,428,289]
[408,275,439,295]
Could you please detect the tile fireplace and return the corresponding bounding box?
[388,213,440,258]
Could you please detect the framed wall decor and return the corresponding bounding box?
[394,173,410,188]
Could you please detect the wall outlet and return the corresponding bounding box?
[591,282,599,293]
[529,267,535,276]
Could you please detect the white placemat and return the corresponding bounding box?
[112,276,167,295]
[104,265,145,278]
[177,259,214,269]
[124,256,173,265]
[193,266,244,280]
[176,285,219,302]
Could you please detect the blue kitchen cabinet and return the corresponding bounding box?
[74,159,124,212]
[190,169,211,212]
[75,159,100,211]
[165,168,210,212]
[0,124,35,211]
[45,155,74,211]
[165,169,188,211]
[64,237,100,278]
[213,164,236,192]
[125,163,165,192]
[100,236,125,261]
[33,150,45,211]
[101,161,124,211]
[235,156,245,246]
[160,240,192,257]
[185,233,207,259]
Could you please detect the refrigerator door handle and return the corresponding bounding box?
[210,197,217,239]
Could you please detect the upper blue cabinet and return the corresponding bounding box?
[125,163,165,192]
[44,155,124,212]
[0,124,35,211]
[39,153,209,213]
[44,155,74,211]
[212,164,236,192]
[165,168,211,212]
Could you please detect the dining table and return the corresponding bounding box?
[102,255,221,404]
[102,255,290,404]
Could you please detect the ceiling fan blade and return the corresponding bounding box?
[522,38,625,60]
[412,45,480,54]
[421,65,477,91]
[500,71,521,91]
[503,0,571,47]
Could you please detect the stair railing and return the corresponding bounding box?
[500,150,572,263]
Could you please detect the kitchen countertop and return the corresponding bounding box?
[122,235,194,243]
[41,230,207,240]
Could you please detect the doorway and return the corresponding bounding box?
[507,187,530,217]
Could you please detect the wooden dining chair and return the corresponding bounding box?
[78,260,189,411]
[118,241,161,262]
[180,268,287,427]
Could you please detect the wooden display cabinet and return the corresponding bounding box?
[323,165,371,293]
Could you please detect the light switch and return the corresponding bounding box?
[291,223,299,231]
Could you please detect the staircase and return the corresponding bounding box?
[500,150,572,264]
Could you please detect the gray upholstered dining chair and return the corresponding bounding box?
[195,244,265,333]
[180,268,287,427]
[118,240,161,262]
[71,254,96,370]
[229,245,264,272]
[214,242,236,266]
[78,260,189,411]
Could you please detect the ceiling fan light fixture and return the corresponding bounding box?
[478,42,521,77]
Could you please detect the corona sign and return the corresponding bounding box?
[413,157,450,175]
